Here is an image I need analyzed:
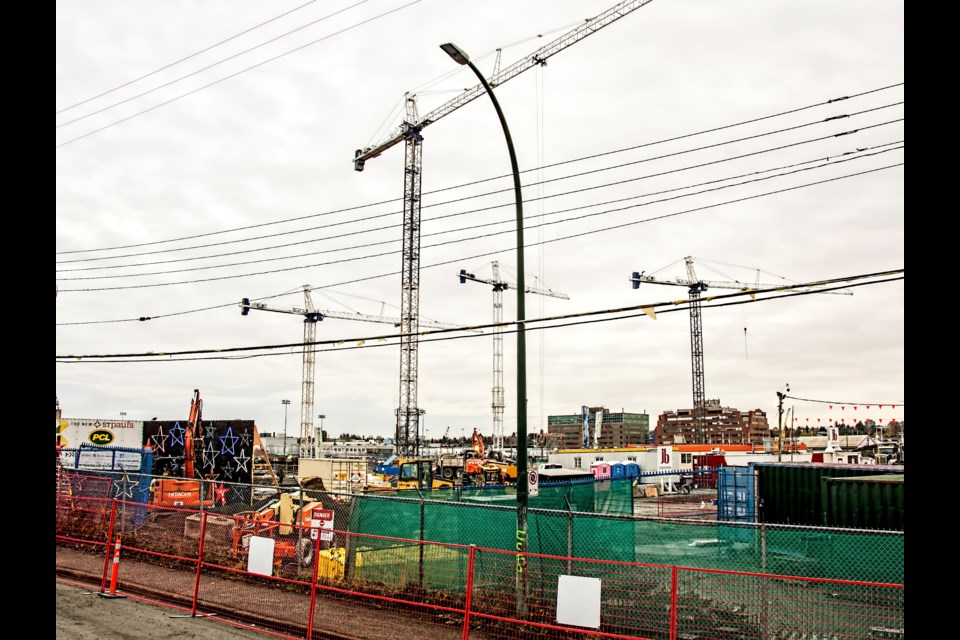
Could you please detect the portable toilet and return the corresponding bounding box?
[589,462,611,481]
[623,461,640,479]
[609,461,625,479]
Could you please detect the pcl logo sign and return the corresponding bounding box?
[88,430,115,446]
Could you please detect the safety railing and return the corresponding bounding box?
[56,493,904,640]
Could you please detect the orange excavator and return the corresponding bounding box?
[463,429,518,485]
[149,389,214,509]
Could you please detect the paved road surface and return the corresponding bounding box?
[56,580,275,640]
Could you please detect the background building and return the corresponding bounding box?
[547,407,650,449]
[655,399,769,446]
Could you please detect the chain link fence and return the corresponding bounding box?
[57,466,903,639]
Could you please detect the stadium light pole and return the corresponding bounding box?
[441,42,529,610]
[282,400,291,457]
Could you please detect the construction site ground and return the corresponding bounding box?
[56,544,485,640]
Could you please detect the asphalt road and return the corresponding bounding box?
[56,580,276,640]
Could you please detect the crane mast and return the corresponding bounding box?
[459,262,568,452]
[397,97,423,457]
[631,256,851,445]
[301,289,319,458]
[354,0,654,459]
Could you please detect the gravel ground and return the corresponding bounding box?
[56,580,272,640]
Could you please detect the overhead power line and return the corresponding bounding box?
[54,157,903,292]
[55,84,903,255]
[56,142,902,280]
[56,0,424,149]
[55,270,903,361]
[56,0,324,115]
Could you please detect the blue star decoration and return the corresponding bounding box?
[219,427,240,456]
[168,421,186,447]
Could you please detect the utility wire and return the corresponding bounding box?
[56,0,423,149]
[57,1,373,129]
[784,396,903,408]
[54,156,903,291]
[56,107,904,266]
[55,270,903,361]
[56,84,903,255]
[56,0,323,115]
[56,142,903,280]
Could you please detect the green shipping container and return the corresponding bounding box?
[821,474,904,531]
[754,463,903,528]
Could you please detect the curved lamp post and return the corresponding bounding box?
[441,42,529,608]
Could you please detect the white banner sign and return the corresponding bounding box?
[58,418,144,450]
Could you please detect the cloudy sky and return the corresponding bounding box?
[56,0,904,443]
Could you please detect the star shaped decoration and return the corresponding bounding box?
[113,472,135,500]
[214,483,229,506]
[150,431,169,453]
[168,421,186,447]
[233,449,251,472]
[203,442,220,471]
[239,431,252,447]
[219,427,240,456]
[221,465,234,481]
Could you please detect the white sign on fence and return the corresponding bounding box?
[311,509,335,542]
[528,470,539,498]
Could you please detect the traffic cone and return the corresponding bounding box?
[99,533,127,599]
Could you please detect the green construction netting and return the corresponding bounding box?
[345,482,902,585]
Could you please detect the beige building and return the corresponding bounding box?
[655,399,769,446]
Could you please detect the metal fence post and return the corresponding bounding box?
[343,498,356,583]
[190,511,208,617]
[564,495,573,576]
[306,528,322,638]
[760,522,767,574]
[416,487,425,589]
[100,500,119,593]
[461,544,476,640]
[670,566,679,640]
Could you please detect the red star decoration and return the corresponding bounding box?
[214,483,229,506]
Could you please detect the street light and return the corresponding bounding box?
[776,384,789,462]
[442,41,529,607]
[119,411,127,420]
[281,400,291,457]
[318,414,326,457]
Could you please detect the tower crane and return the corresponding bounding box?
[629,256,851,445]
[240,286,466,458]
[459,261,569,453]
[353,0,655,465]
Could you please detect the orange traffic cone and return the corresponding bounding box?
[98,533,127,599]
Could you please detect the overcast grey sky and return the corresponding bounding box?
[56,0,904,442]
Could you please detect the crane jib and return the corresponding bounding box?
[352,0,656,170]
